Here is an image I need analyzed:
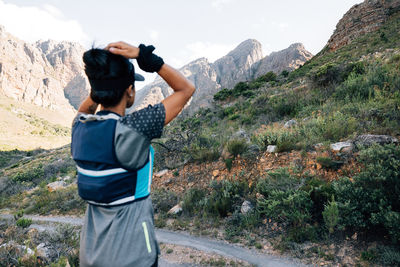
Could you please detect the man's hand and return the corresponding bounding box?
[106,41,139,59]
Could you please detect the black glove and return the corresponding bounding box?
[137,44,164,73]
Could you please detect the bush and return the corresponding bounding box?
[226,139,248,158]
[206,180,248,217]
[214,88,232,101]
[256,71,277,83]
[256,168,300,197]
[257,189,312,227]
[333,144,400,243]
[16,217,32,228]
[152,189,179,213]
[182,188,207,215]
[11,164,44,183]
[322,196,339,234]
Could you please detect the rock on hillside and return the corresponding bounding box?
[132,39,312,114]
[327,0,400,51]
[0,25,89,111]
[252,43,313,79]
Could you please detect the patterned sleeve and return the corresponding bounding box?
[120,103,166,140]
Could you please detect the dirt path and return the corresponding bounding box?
[0,214,306,267]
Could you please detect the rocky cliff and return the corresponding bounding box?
[327,0,400,51]
[132,39,313,114]
[0,25,89,111]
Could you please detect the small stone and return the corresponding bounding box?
[351,232,357,240]
[168,203,182,215]
[47,181,67,192]
[163,179,172,185]
[212,170,220,177]
[63,175,71,182]
[313,143,324,150]
[36,243,50,259]
[284,119,297,128]
[267,145,277,153]
[155,169,168,177]
[240,200,254,214]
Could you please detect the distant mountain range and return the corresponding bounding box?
[0,25,89,111]
[131,40,313,114]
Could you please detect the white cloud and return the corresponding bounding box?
[149,30,159,42]
[185,41,235,63]
[211,0,234,9]
[0,0,89,44]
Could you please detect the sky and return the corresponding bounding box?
[0,0,364,89]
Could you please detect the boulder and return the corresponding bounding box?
[330,141,354,153]
[284,119,297,128]
[241,200,254,214]
[354,134,398,147]
[266,145,277,153]
[47,181,67,192]
[168,203,183,215]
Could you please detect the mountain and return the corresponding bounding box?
[132,39,313,114]
[0,25,89,111]
[327,0,400,51]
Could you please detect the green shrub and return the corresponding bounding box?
[256,168,300,197]
[11,164,44,183]
[191,148,220,162]
[301,177,334,222]
[226,139,248,158]
[214,88,232,101]
[206,180,248,217]
[280,70,289,78]
[182,188,207,215]
[152,189,179,213]
[257,189,312,227]
[333,144,400,243]
[322,196,339,234]
[256,71,277,83]
[16,217,32,228]
[224,158,233,171]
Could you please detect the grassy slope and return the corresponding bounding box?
[0,94,74,150]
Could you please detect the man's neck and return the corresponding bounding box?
[100,102,126,116]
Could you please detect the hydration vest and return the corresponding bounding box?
[71,111,154,206]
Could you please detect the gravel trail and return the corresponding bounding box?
[0,214,306,267]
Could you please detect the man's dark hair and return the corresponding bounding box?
[83,48,132,107]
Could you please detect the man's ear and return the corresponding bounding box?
[127,85,134,97]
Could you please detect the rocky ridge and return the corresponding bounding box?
[327,0,400,51]
[132,39,313,114]
[0,25,89,111]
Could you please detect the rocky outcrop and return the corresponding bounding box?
[0,25,89,111]
[213,39,263,89]
[327,0,400,51]
[253,43,313,78]
[132,39,312,114]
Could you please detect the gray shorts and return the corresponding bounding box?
[80,197,159,267]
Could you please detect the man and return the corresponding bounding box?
[71,42,195,266]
